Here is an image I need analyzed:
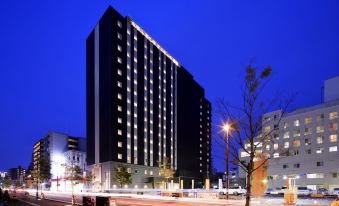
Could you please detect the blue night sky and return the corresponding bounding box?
[0,0,338,172]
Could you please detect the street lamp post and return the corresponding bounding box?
[223,123,230,200]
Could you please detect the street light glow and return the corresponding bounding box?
[223,123,230,133]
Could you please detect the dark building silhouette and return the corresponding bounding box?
[86,6,211,189]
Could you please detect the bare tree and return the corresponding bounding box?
[216,65,293,206]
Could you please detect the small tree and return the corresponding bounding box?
[158,157,175,190]
[64,162,83,205]
[32,155,51,199]
[217,65,293,206]
[2,176,11,188]
[114,165,132,188]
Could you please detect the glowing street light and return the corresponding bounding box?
[222,122,231,200]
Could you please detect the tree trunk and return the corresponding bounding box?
[245,164,252,206]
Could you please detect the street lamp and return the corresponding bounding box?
[222,123,231,200]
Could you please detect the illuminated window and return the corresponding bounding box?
[305,138,311,146]
[117,93,122,100]
[118,130,122,135]
[329,112,338,120]
[305,116,312,124]
[307,173,324,179]
[266,145,270,151]
[329,146,338,152]
[117,20,122,28]
[283,131,290,139]
[293,140,300,147]
[118,141,122,148]
[316,125,324,133]
[284,142,289,148]
[284,122,289,129]
[329,134,337,142]
[117,57,122,64]
[264,126,270,133]
[316,148,324,154]
[117,117,122,124]
[293,130,301,137]
[117,33,122,40]
[117,69,122,76]
[294,119,300,127]
[117,45,122,52]
[273,153,280,158]
[304,128,312,135]
[274,143,279,150]
[317,136,323,144]
[117,105,122,112]
[118,153,122,159]
[330,123,338,131]
[117,81,122,88]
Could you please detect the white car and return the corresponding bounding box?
[222,186,246,196]
[332,188,339,196]
[297,187,311,196]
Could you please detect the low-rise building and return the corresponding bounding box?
[239,76,339,191]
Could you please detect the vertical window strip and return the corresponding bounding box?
[126,23,132,163]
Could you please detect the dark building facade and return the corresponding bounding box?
[86,6,211,189]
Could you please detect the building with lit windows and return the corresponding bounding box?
[86,6,211,190]
[7,166,25,185]
[32,131,86,191]
[239,76,339,191]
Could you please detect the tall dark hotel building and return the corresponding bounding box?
[87,6,211,189]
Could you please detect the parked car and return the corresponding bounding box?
[222,186,246,196]
[317,188,329,195]
[265,188,275,195]
[332,188,339,196]
[297,187,311,196]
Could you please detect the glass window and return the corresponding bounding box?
[316,161,324,167]
[274,143,278,150]
[118,130,122,135]
[316,148,324,154]
[293,163,300,168]
[118,141,122,147]
[305,116,312,124]
[330,123,338,131]
[316,125,324,133]
[284,142,289,148]
[293,130,301,137]
[284,122,289,129]
[317,114,324,122]
[317,136,323,144]
[329,146,338,152]
[293,140,300,147]
[283,131,290,139]
[305,149,311,154]
[329,112,338,120]
[117,45,122,52]
[117,81,122,88]
[307,173,324,179]
[304,128,312,135]
[266,145,270,151]
[117,57,122,64]
[294,119,300,127]
[117,117,122,124]
[329,134,337,142]
[273,153,279,158]
[117,20,122,28]
[264,126,270,133]
[117,93,122,100]
[117,69,122,76]
[117,33,122,40]
[305,138,311,146]
[118,153,122,159]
